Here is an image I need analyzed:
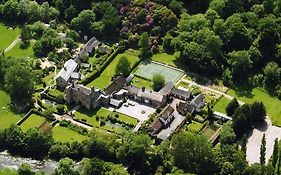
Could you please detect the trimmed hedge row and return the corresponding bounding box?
[80,48,120,85]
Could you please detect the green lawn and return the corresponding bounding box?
[20,114,46,132]
[52,126,89,142]
[151,52,180,67]
[213,97,231,113]
[188,121,203,133]
[202,126,217,139]
[131,76,152,89]
[87,53,139,89]
[0,89,22,130]
[75,107,111,127]
[0,24,20,51]
[6,41,34,58]
[228,87,281,126]
[116,112,138,125]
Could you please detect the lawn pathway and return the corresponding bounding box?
[4,36,20,53]
[53,113,92,130]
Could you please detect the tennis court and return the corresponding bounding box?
[135,62,184,83]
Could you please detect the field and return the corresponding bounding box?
[52,126,89,142]
[135,62,184,83]
[87,53,139,89]
[6,41,34,58]
[228,87,281,126]
[213,97,231,113]
[20,114,46,132]
[151,52,180,67]
[0,24,20,51]
[0,89,22,130]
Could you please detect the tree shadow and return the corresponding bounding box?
[231,85,254,99]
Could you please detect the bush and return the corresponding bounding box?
[60,120,70,127]
[100,120,106,126]
[57,105,65,114]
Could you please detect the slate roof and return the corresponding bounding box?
[56,59,78,82]
[191,94,205,107]
[171,88,191,99]
[104,76,127,95]
[159,105,174,120]
[159,82,174,95]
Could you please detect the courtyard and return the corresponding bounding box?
[114,100,156,122]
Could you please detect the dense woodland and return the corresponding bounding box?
[0,0,281,175]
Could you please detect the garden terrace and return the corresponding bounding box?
[51,125,89,142]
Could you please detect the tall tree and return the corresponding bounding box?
[226,98,239,116]
[272,138,279,168]
[115,56,131,77]
[260,134,266,165]
[54,158,79,175]
[172,131,215,175]
[4,58,34,102]
[152,74,165,91]
[138,32,150,59]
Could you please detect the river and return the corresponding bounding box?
[0,151,58,174]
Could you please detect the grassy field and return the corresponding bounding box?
[20,114,46,132]
[52,126,89,142]
[131,76,152,89]
[151,52,180,67]
[0,24,20,51]
[0,89,22,130]
[6,41,34,58]
[228,87,281,126]
[213,97,231,113]
[87,53,139,89]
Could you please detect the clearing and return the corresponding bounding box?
[228,87,281,126]
[87,53,139,89]
[0,24,20,51]
[0,89,22,130]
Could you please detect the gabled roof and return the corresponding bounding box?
[104,76,127,95]
[191,94,204,107]
[55,59,78,82]
[159,82,174,95]
[178,101,194,113]
[159,105,174,120]
[172,88,191,99]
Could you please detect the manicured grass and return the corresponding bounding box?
[20,114,46,132]
[188,121,203,133]
[0,169,18,175]
[42,71,55,86]
[151,52,180,67]
[228,87,281,126]
[0,24,20,51]
[87,53,139,89]
[75,107,111,127]
[116,113,138,125]
[6,41,34,58]
[52,126,89,142]
[213,97,231,113]
[0,89,22,130]
[131,76,152,89]
[176,81,190,89]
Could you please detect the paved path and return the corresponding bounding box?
[53,114,92,130]
[181,79,245,105]
[133,121,143,132]
[4,36,20,53]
